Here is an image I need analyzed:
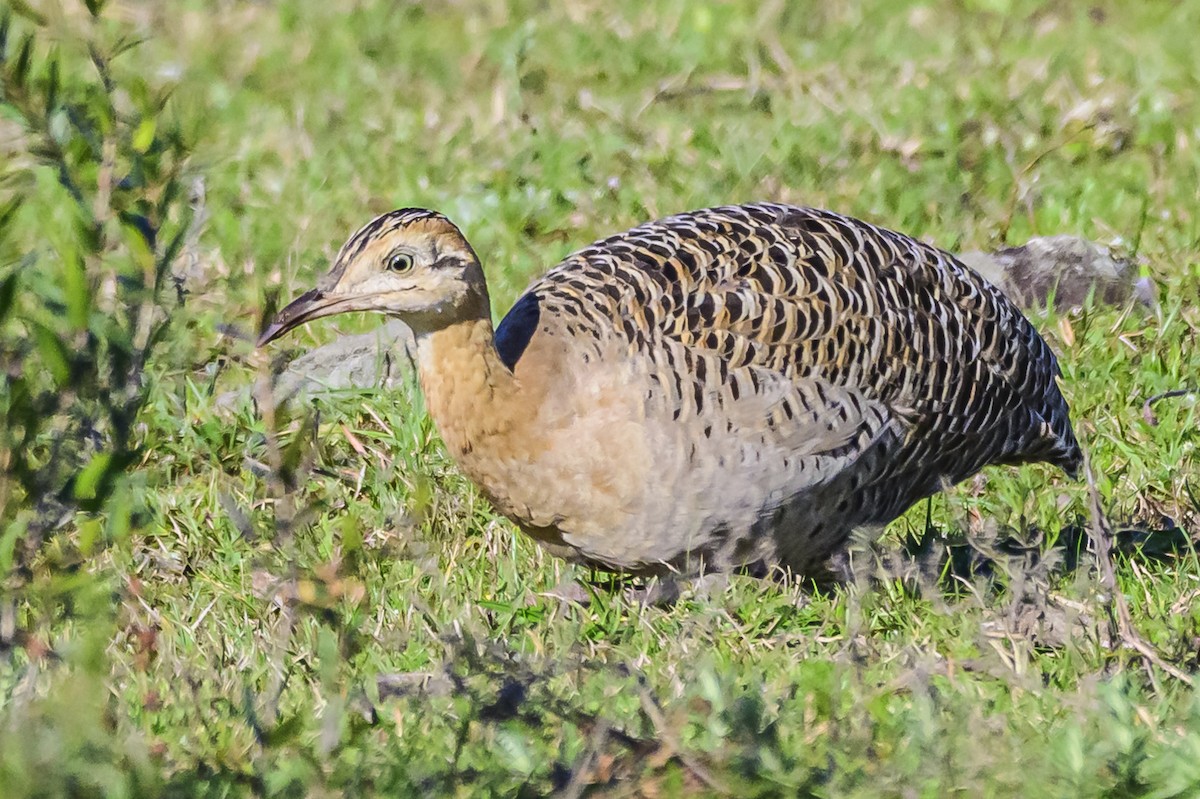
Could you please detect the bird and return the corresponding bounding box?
[258,202,1081,579]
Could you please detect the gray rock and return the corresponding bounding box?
[271,319,415,400]
[219,320,414,407]
[959,235,1155,312]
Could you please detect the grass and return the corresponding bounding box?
[3,0,1200,796]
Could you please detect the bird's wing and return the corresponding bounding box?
[640,330,903,490]
[524,202,1076,477]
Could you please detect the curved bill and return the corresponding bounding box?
[257,289,343,347]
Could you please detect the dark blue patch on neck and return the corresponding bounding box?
[494,292,541,371]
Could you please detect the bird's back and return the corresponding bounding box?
[494,203,1080,572]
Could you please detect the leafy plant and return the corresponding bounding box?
[0,0,191,598]
[0,2,192,793]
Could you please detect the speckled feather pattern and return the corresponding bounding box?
[474,202,1081,573]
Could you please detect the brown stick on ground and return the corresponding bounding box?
[1142,388,1198,426]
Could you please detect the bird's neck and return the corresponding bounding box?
[413,317,523,461]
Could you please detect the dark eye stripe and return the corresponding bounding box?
[431,255,465,271]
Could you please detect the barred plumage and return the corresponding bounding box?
[261,203,1081,576]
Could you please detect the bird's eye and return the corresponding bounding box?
[387,252,415,273]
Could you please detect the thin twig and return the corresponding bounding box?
[637,680,729,794]
[558,717,611,799]
[1084,454,1194,686]
[1142,388,1197,426]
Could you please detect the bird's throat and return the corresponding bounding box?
[414,318,522,461]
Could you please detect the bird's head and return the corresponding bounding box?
[257,208,488,347]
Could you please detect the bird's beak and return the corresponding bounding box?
[257,288,349,347]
